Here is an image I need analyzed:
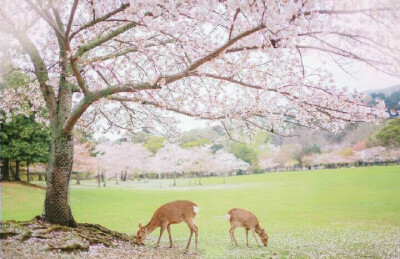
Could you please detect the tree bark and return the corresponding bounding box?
[15,161,21,181]
[27,163,30,183]
[10,165,17,180]
[43,131,77,227]
[97,159,100,188]
[1,158,10,181]
[76,172,80,185]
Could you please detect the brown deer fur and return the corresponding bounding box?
[136,200,199,253]
[226,208,269,246]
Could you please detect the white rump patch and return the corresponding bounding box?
[193,206,199,214]
[225,213,231,221]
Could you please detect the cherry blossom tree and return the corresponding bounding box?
[141,143,177,186]
[72,141,97,184]
[152,143,189,185]
[0,0,398,226]
[95,142,150,179]
[213,149,250,183]
[182,146,214,185]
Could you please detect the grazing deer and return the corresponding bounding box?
[136,200,199,253]
[226,208,268,247]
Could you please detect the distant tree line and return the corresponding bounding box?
[1,72,50,181]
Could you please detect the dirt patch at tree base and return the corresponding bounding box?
[1,217,198,258]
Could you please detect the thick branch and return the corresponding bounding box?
[194,73,266,91]
[69,58,90,94]
[74,22,137,57]
[69,2,130,40]
[162,25,265,85]
[65,0,79,41]
[63,25,265,132]
[88,40,173,63]
[0,11,57,119]
[63,82,160,133]
[25,0,63,38]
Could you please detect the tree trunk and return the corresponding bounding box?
[27,163,30,183]
[173,171,176,186]
[1,158,10,181]
[15,161,21,181]
[97,159,100,188]
[43,132,77,227]
[10,165,17,180]
[76,172,80,185]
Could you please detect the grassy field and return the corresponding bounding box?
[2,166,400,258]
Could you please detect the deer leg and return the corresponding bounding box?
[194,224,198,251]
[156,224,167,248]
[251,229,261,246]
[245,228,249,247]
[167,224,173,248]
[184,228,194,254]
[229,226,238,246]
[184,220,198,254]
[229,227,234,244]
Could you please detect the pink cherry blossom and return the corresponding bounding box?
[0,0,397,140]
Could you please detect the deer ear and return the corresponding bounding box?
[139,223,143,228]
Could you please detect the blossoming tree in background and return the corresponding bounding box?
[213,149,250,183]
[183,146,215,185]
[96,142,151,182]
[72,141,97,184]
[0,0,398,226]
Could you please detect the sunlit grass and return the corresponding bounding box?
[2,166,400,258]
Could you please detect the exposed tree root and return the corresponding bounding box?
[1,216,136,252]
[20,231,32,242]
[47,241,89,252]
[1,217,197,258]
[0,231,19,239]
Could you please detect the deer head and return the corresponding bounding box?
[136,223,150,244]
[257,228,269,246]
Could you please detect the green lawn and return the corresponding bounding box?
[2,166,400,258]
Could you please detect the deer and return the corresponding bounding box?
[226,208,269,247]
[136,200,199,253]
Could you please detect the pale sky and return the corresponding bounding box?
[303,54,400,92]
